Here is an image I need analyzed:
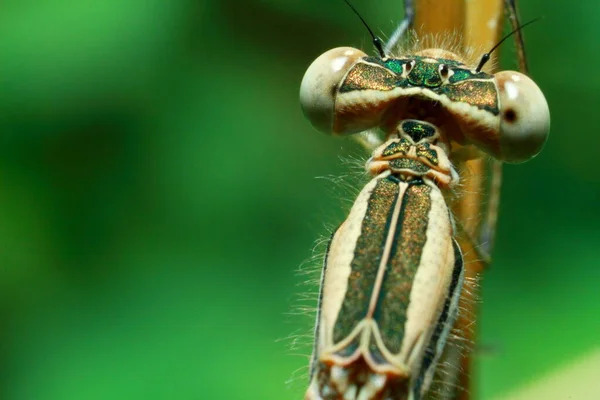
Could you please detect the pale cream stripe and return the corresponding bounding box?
[493,348,600,400]
[366,179,407,316]
[319,176,382,348]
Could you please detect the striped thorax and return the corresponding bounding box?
[306,120,464,400]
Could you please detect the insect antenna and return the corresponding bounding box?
[341,0,386,58]
[475,17,541,73]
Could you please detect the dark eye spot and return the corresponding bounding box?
[405,61,415,74]
[330,84,338,97]
[439,64,449,78]
[504,109,517,123]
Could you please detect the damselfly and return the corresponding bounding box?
[298,0,549,399]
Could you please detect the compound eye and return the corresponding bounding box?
[300,47,366,134]
[495,71,550,163]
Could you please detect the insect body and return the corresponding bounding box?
[306,119,464,399]
[300,46,549,399]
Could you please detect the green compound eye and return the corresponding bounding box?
[299,47,366,135]
[495,71,550,163]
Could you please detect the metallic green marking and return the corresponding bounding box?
[383,59,406,75]
[443,80,499,114]
[382,139,411,157]
[332,178,399,344]
[374,182,432,354]
[449,69,471,82]
[402,120,436,142]
[449,68,491,83]
[408,61,442,88]
[416,143,439,165]
[340,61,401,93]
[339,57,499,114]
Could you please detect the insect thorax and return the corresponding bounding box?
[367,120,457,188]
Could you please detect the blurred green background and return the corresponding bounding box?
[0,1,598,399]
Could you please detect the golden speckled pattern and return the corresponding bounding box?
[376,183,432,354]
[332,177,399,344]
[444,80,499,114]
[341,61,397,92]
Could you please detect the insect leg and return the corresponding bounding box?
[504,0,529,73]
[351,130,385,152]
[384,0,414,54]
[478,159,503,258]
